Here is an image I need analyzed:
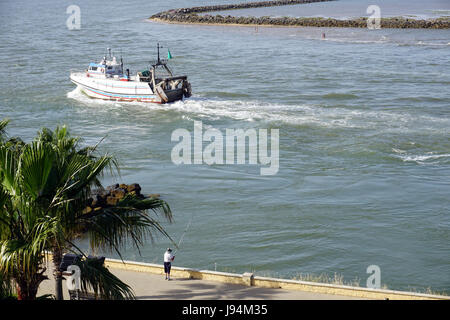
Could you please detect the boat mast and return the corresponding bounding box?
[157,43,161,64]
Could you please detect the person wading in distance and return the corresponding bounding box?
[164,248,175,280]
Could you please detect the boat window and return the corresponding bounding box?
[91,67,97,71]
[107,66,112,70]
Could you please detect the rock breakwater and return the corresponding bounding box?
[150,0,450,29]
[83,183,161,215]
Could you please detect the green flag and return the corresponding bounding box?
[167,49,173,60]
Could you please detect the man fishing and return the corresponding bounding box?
[163,248,175,280]
[164,214,193,281]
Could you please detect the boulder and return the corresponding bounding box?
[106,183,119,192]
[91,194,106,207]
[83,207,93,214]
[127,183,142,194]
[106,196,120,206]
[111,188,127,199]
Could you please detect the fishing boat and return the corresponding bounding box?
[69,45,191,103]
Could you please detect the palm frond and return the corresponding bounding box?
[0,216,55,275]
[77,194,176,256]
[0,119,10,142]
[75,258,135,300]
[18,142,55,200]
[3,137,25,152]
[0,271,15,299]
[0,146,19,196]
[121,195,173,223]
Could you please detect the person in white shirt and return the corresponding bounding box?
[163,248,175,280]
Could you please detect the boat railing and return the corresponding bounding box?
[70,69,86,77]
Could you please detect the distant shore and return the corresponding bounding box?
[150,0,450,29]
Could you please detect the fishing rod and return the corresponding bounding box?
[172,213,194,255]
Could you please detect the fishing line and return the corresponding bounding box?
[173,213,194,255]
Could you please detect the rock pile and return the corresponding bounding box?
[83,183,160,214]
[153,0,331,16]
[150,0,450,29]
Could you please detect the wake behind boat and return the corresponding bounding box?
[69,45,191,103]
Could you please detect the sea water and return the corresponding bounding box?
[0,0,449,293]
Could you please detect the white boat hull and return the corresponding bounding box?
[70,72,184,103]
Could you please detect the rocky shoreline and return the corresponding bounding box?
[150,0,450,29]
[83,183,161,215]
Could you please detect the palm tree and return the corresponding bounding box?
[0,139,56,299]
[0,118,43,300]
[0,120,176,299]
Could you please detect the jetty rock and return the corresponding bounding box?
[83,183,161,214]
[150,0,450,29]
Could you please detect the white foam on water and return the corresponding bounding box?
[321,38,389,45]
[300,31,449,47]
[167,97,450,132]
[429,9,450,15]
[67,87,124,109]
[392,148,406,154]
[392,147,450,163]
[324,37,450,47]
[67,88,450,132]
[416,41,450,46]
[399,153,450,163]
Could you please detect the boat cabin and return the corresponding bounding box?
[86,54,124,79]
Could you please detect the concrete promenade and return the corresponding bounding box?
[37,257,448,300]
[37,263,362,300]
